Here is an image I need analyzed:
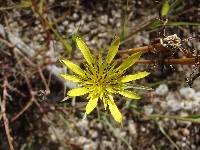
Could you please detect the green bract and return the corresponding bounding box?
[60,36,150,123]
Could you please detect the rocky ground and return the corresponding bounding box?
[0,0,200,150]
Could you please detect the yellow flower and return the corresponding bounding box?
[60,36,150,123]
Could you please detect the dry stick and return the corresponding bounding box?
[10,98,34,122]
[0,6,16,11]
[121,16,158,44]
[10,50,36,122]
[12,49,45,122]
[119,43,167,54]
[118,43,198,65]
[38,66,50,94]
[1,78,15,150]
[136,58,195,65]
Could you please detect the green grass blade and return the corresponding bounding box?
[166,22,200,26]
[48,23,72,54]
[161,0,170,16]
[158,123,180,150]
[146,19,200,31]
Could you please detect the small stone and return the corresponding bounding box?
[0,24,5,38]
[62,20,69,26]
[83,143,97,150]
[97,123,103,130]
[73,13,79,20]
[76,119,89,135]
[179,87,195,99]
[166,93,175,101]
[167,99,182,112]
[181,142,187,147]
[120,131,126,137]
[99,15,108,25]
[143,105,154,114]
[114,128,121,137]
[75,136,89,145]
[141,126,146,132]
[128,121,137,136]
[89,130,98,139]
[193,92,200,102]
[155,84,169,96]
[102,140,112,149]
[183,101,193,110]
[181,128,190,136]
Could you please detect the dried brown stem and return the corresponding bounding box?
[118,43,167,54]
[1,78,15,150]
[10,50,36,122]
[38,66,50,94]
[11,98,34,122]
[136,58,195,65]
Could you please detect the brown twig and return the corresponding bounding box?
[1,78,15,150]
[137,58,196,65]
[0,6,16,11]
[10,50,36,122]
[38,66,50,94]
[10,98,34,123]
[118,43,167,54]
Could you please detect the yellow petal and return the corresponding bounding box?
[86,97,98,114]
[106,86,116,93]
[118,90,141,99]
[61,59,85,77]
[120,71,150,83]
[102,98,108,110]
[60,74,81,82]
[108,98,122,123]
[116,52,141,72]
[106,37,120,64]
[76,37,94,66]
[67,88,89,96]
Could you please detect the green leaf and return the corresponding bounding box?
[108,95,122,123]
[86,97,99,114]
[145,19,163,30]
[124,84,153,91]
[60,74,81,82]
[158,123,180,150]
[17,0,31,8]
[68,88,89,96]
[71,33,78,51]
[61,59,86,77]
[166,22,200,26]
[76,37,94,66]
[118,90,141,99]
[185,114,200,119]
[106,37,120,64]
[48,23,72,54]
[38,0,45,14]
[116,52,141,72]
[120,71,150,83]
[170,0,184,12]
[146,19,200,31]
[161,0,170,16]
